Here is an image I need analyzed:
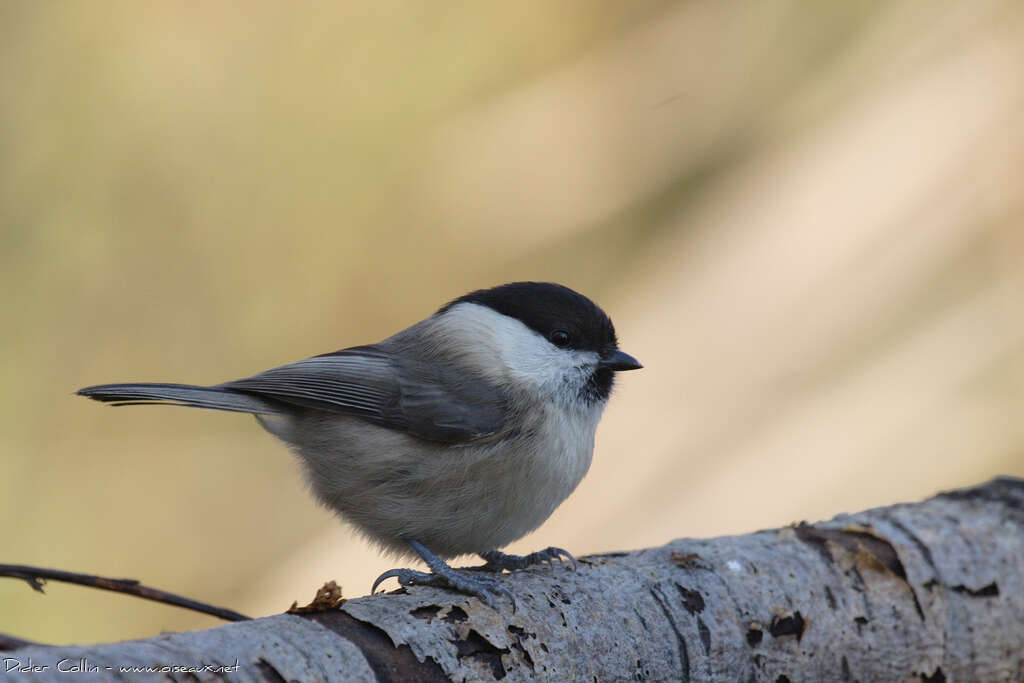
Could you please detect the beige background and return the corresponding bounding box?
[2,0,1022,644]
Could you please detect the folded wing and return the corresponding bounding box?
[222,345,506,443]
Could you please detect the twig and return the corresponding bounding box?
[0,564,251,622]
[0,631,39,651]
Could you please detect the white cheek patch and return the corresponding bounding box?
[436,303,599,399]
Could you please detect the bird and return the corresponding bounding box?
[78,281,641,606]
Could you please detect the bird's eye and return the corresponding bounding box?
[549,330,571,347]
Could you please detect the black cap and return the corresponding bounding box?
[440,282,618,355]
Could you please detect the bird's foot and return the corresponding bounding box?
[371,539,516,610]
[371,566,515,609]
[478,546,577,572]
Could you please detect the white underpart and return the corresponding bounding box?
[392,301,607,553]
[278,302,611,558]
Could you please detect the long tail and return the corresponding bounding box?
[77,383,287,414]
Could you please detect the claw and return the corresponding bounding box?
[479,546,578,572]
[371,568,428,595]
[370,570,392,595]
[371,565,516,610]
[549,547,578,570]
[370,540,518,611]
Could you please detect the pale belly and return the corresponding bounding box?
[279,403,602,559]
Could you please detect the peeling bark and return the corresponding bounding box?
[4,477,1024,681]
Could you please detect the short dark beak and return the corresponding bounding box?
[599,349,643,371]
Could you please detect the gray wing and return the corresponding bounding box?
[220,345,506,444]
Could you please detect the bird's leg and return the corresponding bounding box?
[371,539,516,609]
[478,546,577,572]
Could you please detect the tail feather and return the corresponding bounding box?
[77,383,288,414]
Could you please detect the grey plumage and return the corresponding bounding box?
[77,282,641,600]
[76,383,288,414]
[80,327,507,444]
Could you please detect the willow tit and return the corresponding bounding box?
[78,282,641,605]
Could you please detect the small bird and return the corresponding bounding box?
[78,282,641,605]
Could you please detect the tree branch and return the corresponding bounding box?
[4,477,1023,681]
[0,565,251,624]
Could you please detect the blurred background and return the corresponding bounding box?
[2,0,1022,645]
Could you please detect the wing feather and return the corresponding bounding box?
[221,346,505,443]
